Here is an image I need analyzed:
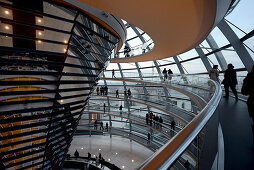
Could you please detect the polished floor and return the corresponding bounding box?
[219,97,254,170]
[68,135,153,170]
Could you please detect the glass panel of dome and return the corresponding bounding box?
[126,27,137,40]
[207,54,222,70]
[138,61,153,67]
[159,64,181,74]
[210,27,230,48]
[221,49,245,69]
[200,40,212,54]
[120,63,137,69]
[128,38,143,47]
[244,45,254,61]
[178,49,199,60]
[244,37,254,53]
[225,0,254,34]
[136,27,144,34]
[140,67,156,74]
[106,63,118,70]
[123,70,139,78]
[225,21,246,38]
[181,58,207,73]
[157,59,174,65]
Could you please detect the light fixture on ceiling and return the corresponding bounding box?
[4,10,9,15]
[38,18,42,23]
[64,40,68,44]
[4,25,9,30]
[38,32,42,36]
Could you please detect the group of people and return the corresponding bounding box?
[124,45,131,58]
[162,68,173,81]
[124,89,132,98]
[209,64,238,99]
[72,151,106,169]
[145,112,163,128]
[94,120,109,131]
[115,89,132,98]
[96,86,108,96]
[209,64,254,141]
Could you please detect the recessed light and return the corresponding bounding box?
[115,152,118,155]
[60,100,63,103]
[131,160,134,162]
[38,32,42,36]
[4,25,9,30]
[4,10,9,15]
[38,18,42,23]
[108,158,110,161]
[99,148,101,151]
[81,147,83,149]
[64,49,67,53]
[122,165,125,169]
[64,40,68,44]
[37,40,42,43]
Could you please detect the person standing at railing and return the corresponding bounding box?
[96,87,99,95]
[124,45,131,58]
[100,121,104,130]
[116,90,119,98]
[162,68,167,81]
[127,89,131,98]
[124,90,127,98]
[170,120,176,136]
[119,104,123,113]
[222,64,238,100]
[168,69,173,81]
[209,65,219,82]
[74,150,79,158]
[106,122,109,131]
[147,132,151,144]
[105,86,108,95]
[146,113,149,124]
[112,69,116,78]
[159,116,163,129]
[241,64,254,142]
[94,119,98,130]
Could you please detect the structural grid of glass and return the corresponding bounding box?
[0,0,254,169]
[78,0,254,169]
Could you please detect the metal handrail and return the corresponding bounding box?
[138,80,222,169]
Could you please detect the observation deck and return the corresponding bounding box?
[74,73,222,169]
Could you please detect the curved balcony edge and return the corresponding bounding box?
[138,80,222,169]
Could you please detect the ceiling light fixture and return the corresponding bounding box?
[4,10,9,15]
[5,25,9,30]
